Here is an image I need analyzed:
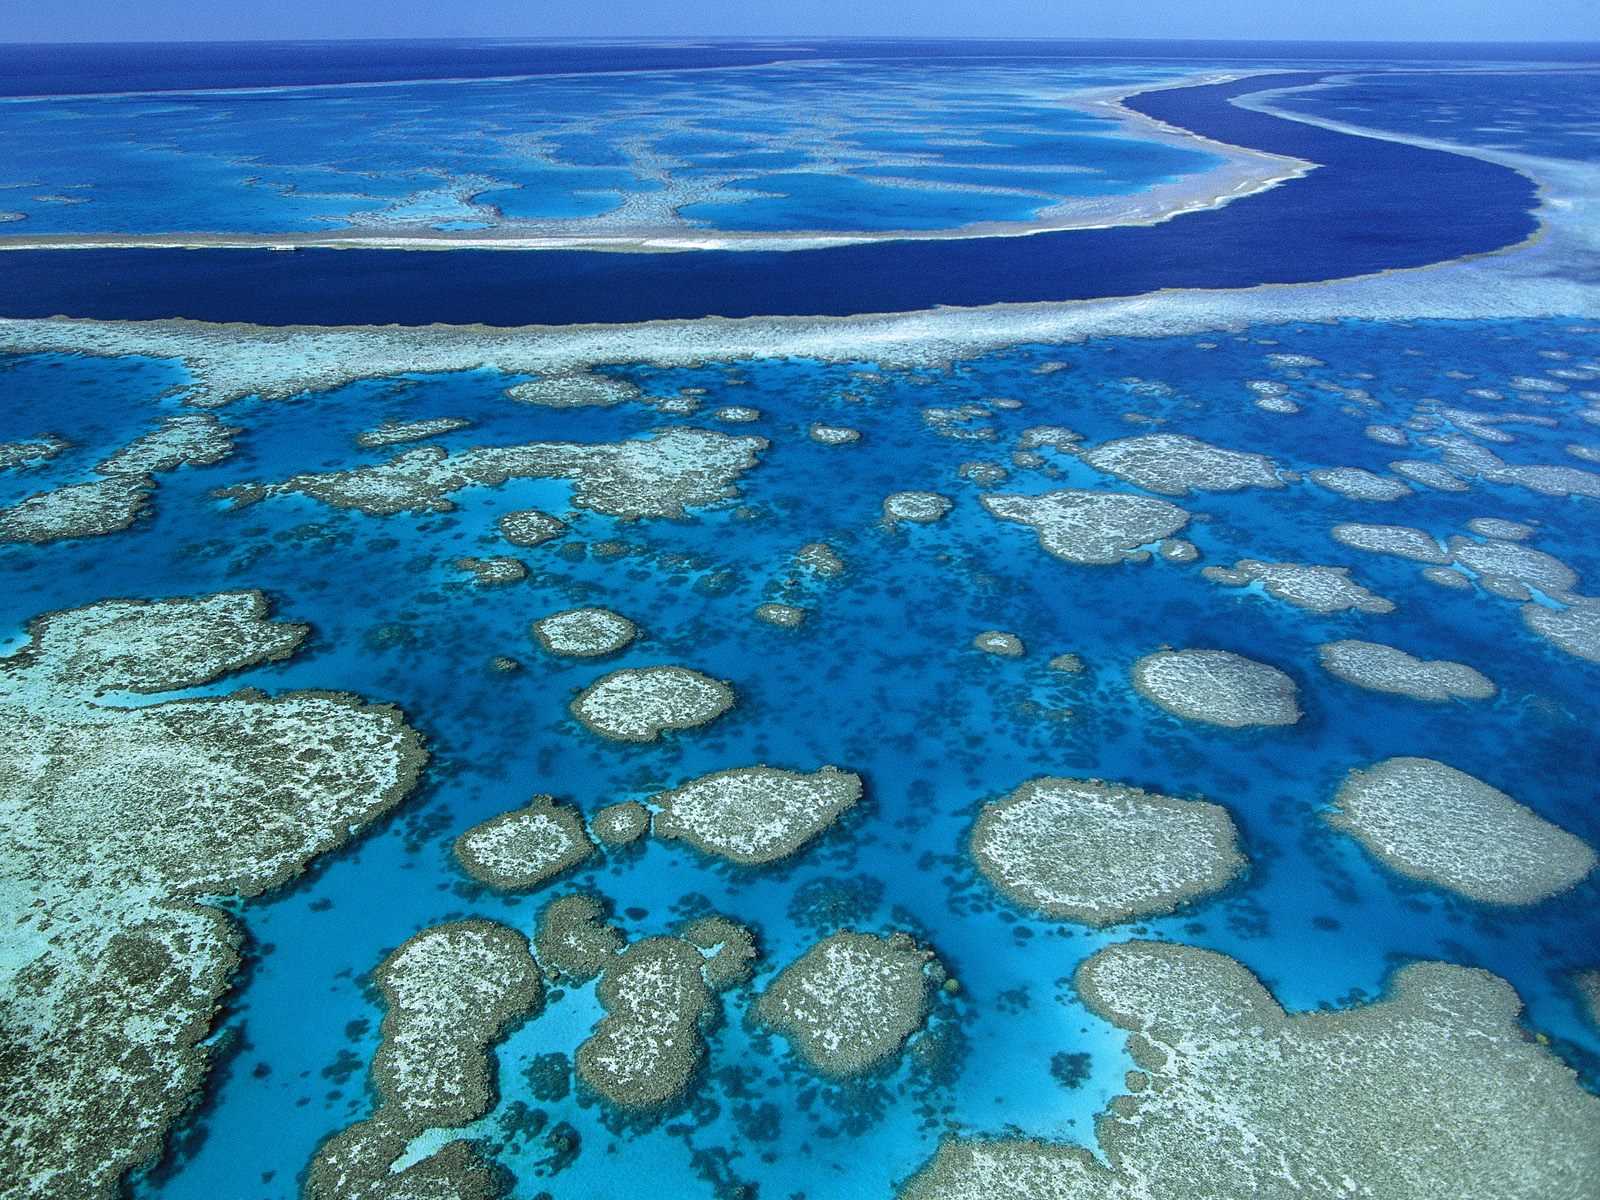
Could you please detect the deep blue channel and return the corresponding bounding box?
[0,72,1539,324]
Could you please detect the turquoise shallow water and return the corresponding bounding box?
[0,60,1226,237]
[2,316,1597,1198]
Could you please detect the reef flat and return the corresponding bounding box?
[1131,648,1301,728]
[1309,465,1412,501]
[1330,521,1450,563]
[754,602,807,628]
[217,428,767,520]
[454,797,594,890]
[0,435,67,471]
[970,777,1245,925]
[356,416,473,448]
[570,666,734,742]
[0,412,237,543]
[756,931,940,1078]
[592,801,651,847]
[306,919,541,1200]
[1327,757,1595,905]
[1524,601,1600,663]
[0,472,147,543]
[454,555,527,586]
[5,45,1600,1200]
[1077,433,1283,496]
[497,509,567,546]
[535,893,627,981]
[1202,558,1395,613]
[810,423,861,445]
[532,607,638,658]
[903,941,1600,1199]
[506,371,641,408]
[982,490,1190,566]
[0,593,425,1199]
[1318,639,1496,701]
[973,630,1025,658]
[575,937,715,1109]
[651,765,863,865]
[882,491,953,526]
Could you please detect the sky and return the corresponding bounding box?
[3,0,1598,44]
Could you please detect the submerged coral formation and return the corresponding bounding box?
[1327,757,1595,905]
[970,777,1245,925]
[903,941,1600,1199]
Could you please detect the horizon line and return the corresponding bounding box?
[4,33,1600,49]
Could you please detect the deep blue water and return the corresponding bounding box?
[1272,68,1600,160]
[4,38,1597,99]
[2,317,1597,1199]
[0,73,1540,322]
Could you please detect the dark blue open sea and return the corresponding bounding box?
[1,37,1598,1200]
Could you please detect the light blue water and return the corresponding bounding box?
[0,60,1228,237]
[2,317,1597,1198]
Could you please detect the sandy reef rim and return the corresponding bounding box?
[0,187,1591,407]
